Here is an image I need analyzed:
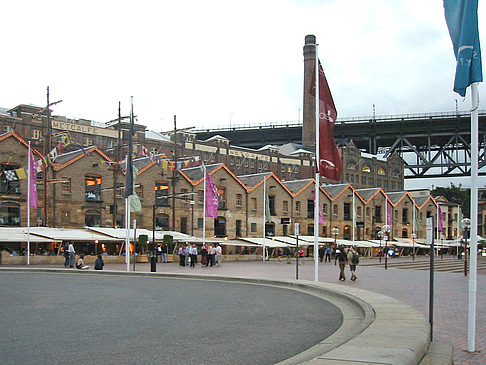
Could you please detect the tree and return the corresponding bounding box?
[431,183,470,217]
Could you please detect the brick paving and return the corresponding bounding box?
[5,256,485,364]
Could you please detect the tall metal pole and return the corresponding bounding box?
[313,43,320,282]
[43,87,50,226]
[172,115,177,231]
[113,102,121,228]
[428,217,435,341]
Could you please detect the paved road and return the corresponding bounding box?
[0,272,342,365]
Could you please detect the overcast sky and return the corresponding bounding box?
[2,1,485,190]
[2,0,484,131]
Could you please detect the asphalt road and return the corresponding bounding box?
[0,272,343,365]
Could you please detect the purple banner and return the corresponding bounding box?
[28,145,38,209]
[205,172,219,218]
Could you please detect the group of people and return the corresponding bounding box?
[62,242,104,271]
[177,243,222,268]
[336,246,359,281]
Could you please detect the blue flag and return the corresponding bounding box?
[444,0,483,97]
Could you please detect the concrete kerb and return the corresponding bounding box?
[0,267,431,364]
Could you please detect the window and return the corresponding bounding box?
[197,218,204,229]
[155,180,169,206]
[32,129,41,140]
[250,160,255,168]
[229,157,234,165]
[197,190,204,203]
[0,202,21,226]
[236,193,242,207]
[362,165,371,173]
[378,167,386,175]
[392,170,400,178]
[217,187,226,209]
[269,196,276,216]
[107,140,114,149]
[85,210,101,227]
[283,200,288,212]
[281,165,286,172]
[345,173,349,182]
[0,163,20,194]
[85,175,102,202]
[151,147,157,155]
[156,213,170,230]
[181,188,188,201]
[295,201,301,213]
[236,220,242,237]
[251,223,257,232]
[357,206,362,217]
[135,184,143,198]
[402,208,408,224]
[333,204,338,215]
[61,178,71,194]
[244,160,249,167]
[323,203,328,215]
[374,205,382,222]
[84,137,93,146]
[344,203,351,220]
[366,207,370,217]
[251,197,257,210]
[307,200,314,219]
[361,176,366,185]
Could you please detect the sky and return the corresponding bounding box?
[1,0,484,189]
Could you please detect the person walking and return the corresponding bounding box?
[63,243,70,267]
[337,246,347,281]
[178,245,185,266]
[215,244,222,266]
[190,244,198,268]
[94,254,104,270]
[298,248,305,265]
[161,243,168,263]
[325,246,331,262]
[208,245,216,267]
[67,241,76,268]
[185,243,191,266]
[283,247,291,264]
[201,244,208,267]
[347,246,359,281]
[318,246,325,263]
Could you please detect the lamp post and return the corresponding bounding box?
[377,230,384,263]
[190,200,195,235]
[461,218,471,277]
[332,227,339,265]
[411,232,416,261]
[382,224,391,269]
[440,234,445,259]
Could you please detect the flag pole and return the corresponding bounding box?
[203,164,206,247]
[313,43,320,282]
[468,82,479,352]
[27,142,31,265]
[262,176,266,262]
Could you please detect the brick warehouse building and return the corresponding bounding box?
[1,131,436,246]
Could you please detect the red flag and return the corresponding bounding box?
[311,60,342,181]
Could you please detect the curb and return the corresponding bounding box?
[0,267,445,364]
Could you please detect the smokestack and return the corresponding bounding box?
[302,34,316,147]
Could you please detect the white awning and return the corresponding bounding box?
[28,227,121,242]
[240,237,293,248]
[0,228,61,243]
[86,227,152,240]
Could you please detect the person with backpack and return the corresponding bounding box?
[347,246,359,281]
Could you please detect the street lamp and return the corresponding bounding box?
[377,230,384,263]
[411,232,416,261]
[382,224,391,269]
[440,234,445,259]
[461,218,471,277]
[332,227,339,265]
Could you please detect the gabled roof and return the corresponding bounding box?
[0,131,44,159]
[237,172,272,189]
[322,184,350,199]
[413,195,436,209]
[53,146,114,171]
[282,178,314,195]
[179,163,248,191]
[386,191,410,206]
[355,188,386,203]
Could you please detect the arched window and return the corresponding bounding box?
[362,165,371,173]
[377,167,386,175]
[85,210,101,227]
[0,202,21,226]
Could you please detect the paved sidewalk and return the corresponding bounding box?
[5,257,485,364]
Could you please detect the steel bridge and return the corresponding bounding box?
[193,110,486,179]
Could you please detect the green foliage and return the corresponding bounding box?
[137,234,148,253]
[431,183,469,216]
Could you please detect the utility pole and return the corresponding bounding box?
[112,102,121,227]
[43,87,50,226]
[172,115,177,231]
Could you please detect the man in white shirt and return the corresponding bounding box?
[215,244,222,266]
[67,242,76,268]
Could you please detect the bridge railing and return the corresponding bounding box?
[192,110,486,132]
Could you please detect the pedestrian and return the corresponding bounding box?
[347,246,359,281]
[75,255,89,270]
[161,243,168,263]
[157,244,162,263]
[185,243,191,266]
[63,243,70,267]
[67,241,76,267]
[215,244,222,266]
[178,245,185,266]
[201,244,208,267]
[318,246,325,262]
[283,247,291,264]
[298,248,305,265]
[208,245,216,267]
[94,254,104,270]
[337,246,347,281]
[325,246,331,262]
[190,244,198,268]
